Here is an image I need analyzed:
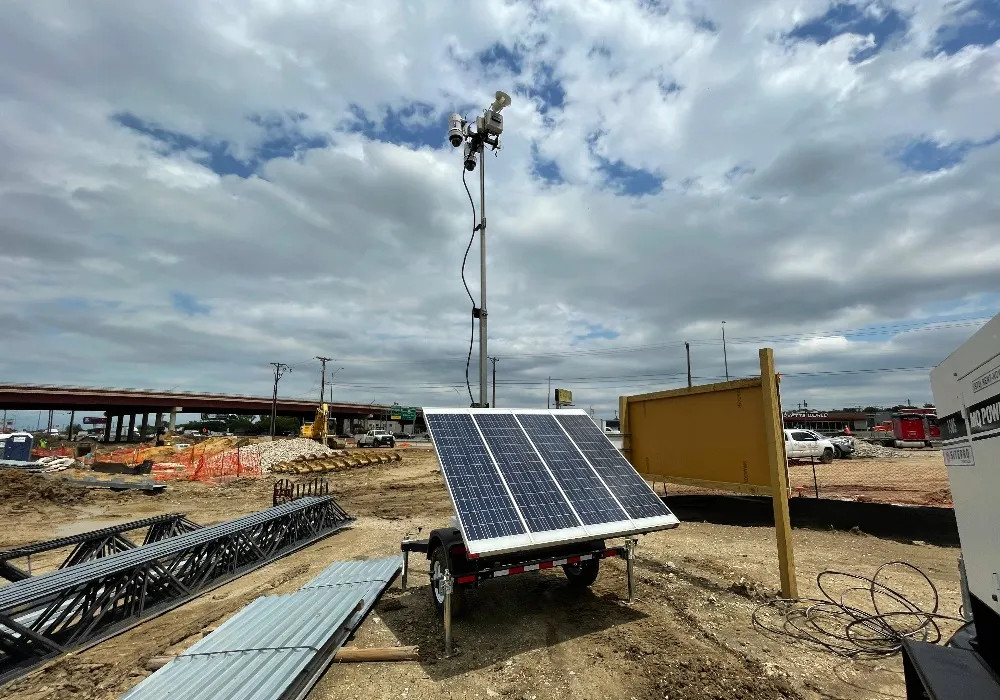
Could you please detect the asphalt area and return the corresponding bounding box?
[0,447,962,700]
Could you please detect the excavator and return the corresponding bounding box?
[299,403,346,449]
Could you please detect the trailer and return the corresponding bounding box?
[406,407,680,656]
[401,528,636,655]
[903,313,1000,697]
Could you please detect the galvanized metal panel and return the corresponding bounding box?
[301,555,402,590]
[121,555,402,700]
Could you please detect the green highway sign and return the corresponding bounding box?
[389,406,418,421]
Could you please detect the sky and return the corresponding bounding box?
[1,0,999,427]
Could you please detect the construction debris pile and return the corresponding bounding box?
[852,440,914,459]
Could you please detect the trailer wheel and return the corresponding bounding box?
[820,448,834,464]
[429,545,463,616]
[563,559,600,587]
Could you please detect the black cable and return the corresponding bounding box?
[752,561,965,658]
[461,164,477,406]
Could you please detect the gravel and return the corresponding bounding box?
[229,438,339,472]
[852,440,913,458]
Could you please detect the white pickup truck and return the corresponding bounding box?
[783,428,835,463]
[357,429,395,448]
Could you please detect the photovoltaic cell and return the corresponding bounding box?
[556,414,673,520]
[474,413,581,533]
[425,413,525,542]
[515,414,629,526]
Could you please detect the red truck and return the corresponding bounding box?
[872,412,937,448]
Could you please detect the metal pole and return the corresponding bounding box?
[68,410,75,441]
[626,539,636,603]
[443,569,454,656]
[489,356,498,408]
[401,549,409,590]
[685,342,692,388]
[547,376,551,409]
[316,356,331,404]
[722,321,729,381]
[478,143,488,407]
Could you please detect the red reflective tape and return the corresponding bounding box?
[539,561,554,570]
[603,549,617,558]
[467,552,479,559]
[509,565,525,575]
[456,575,476,584]
[567,556,581,564]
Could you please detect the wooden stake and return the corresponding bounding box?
[759,347,797,598]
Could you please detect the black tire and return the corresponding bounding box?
[820,448,834,464]
[563,558,600,587]
[833,446,842,459]
[388,439,395,448]
[429,545,464,616]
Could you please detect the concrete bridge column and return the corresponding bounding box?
[127,414,136,442]
[140,413,149,440]
[103,412,112,442]
[114,415,123,443]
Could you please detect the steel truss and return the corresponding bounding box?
[0,497,351,685]
[0,514,200,583]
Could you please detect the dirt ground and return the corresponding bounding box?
[786,451,950,505]
[0,447,963,700]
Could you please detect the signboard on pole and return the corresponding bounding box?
[389,406,418,421]
[554,389,573,406]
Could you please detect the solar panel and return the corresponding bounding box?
[424,408,679,555]
[424,413,527,550]
[474,413,585,543]
[556,413,675,522]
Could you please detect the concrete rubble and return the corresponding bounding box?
[851,440,914,459]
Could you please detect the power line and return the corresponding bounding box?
[317,316,991,366]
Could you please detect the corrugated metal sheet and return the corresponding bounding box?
[0,498,332,610]
[302,555,402,590]
[121,555,402,700]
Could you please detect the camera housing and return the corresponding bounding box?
[463,142,477,171]
[449,114,465,148]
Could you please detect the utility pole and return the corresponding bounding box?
[547,376,551,409]
[685,341,692,388]
[488,356,499,408]
[269,362,289,437]
[722,321,729,381]
[316,356,331,404]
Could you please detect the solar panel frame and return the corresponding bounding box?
[424,407,679,556]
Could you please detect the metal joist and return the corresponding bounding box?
[0,497,353,686]
[121,555,403,700]
[0,514,200,583]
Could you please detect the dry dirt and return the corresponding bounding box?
[0,447,963,700]
[786,451,950,505]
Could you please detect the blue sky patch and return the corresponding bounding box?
[597,157,664,196]
[892,133,1000,172]
[477,43,524,75]
[573,323,620,344]
[346,102,444,149]
[170,291,210,316]
[523,63,565,113]
[786,2,910,62]
[531,144,564,185]
[932,0,1000,55]
[114,112,327,178]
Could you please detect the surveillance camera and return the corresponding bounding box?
[448,113,465,148]
[463,142,477,171]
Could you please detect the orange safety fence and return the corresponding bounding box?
[152,445,261,483]
[30,447,75,458]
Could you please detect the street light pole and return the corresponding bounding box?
[489,356,499,408]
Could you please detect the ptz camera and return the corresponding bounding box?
[449,114,465,148]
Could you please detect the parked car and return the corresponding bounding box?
[357,429,395,448]
[783,429,835,463]
[828,434,855,459]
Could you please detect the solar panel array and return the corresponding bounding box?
[425,408,679,555]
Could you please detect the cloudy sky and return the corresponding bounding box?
[2,0,999,425]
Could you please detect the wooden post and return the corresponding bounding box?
[759,348,797,598]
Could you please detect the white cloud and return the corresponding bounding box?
[1,0,998,422]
